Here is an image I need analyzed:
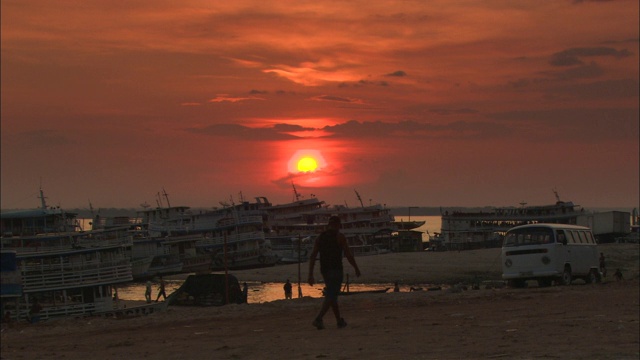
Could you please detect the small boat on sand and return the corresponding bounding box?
[340,288,390,296]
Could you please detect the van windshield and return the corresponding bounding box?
[503,227,555,247]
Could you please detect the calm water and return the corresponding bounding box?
[395,215,442,242]
[115,279,402,304]
[113,215,443,303]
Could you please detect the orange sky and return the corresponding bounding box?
[1,0,638,210]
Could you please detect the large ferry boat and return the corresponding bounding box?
[439,192,584,250]
[0,189,133,321]
[133,192,279,271]
[187,199,279,270]
[262,189,397,256]
[134,200,212,277]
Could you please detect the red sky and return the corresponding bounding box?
[1,0,638,210]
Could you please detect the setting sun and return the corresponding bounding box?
[288,149,327,174]
[297,157,318,172]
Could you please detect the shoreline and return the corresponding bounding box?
[2,243,636,359]
[2,281,637,359]
[212,243,639,285]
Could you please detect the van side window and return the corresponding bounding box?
[578,231,588,244]
[556,230,565,244]
[568,231,578,244]
[585,232,595,244]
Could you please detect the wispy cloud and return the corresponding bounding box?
[186,123,300,140]
[549,47,632,66]
[208,94,265,103]
[385,70,407,77]
[310,95,364,104]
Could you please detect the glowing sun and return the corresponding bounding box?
[288,149,326,174]
[297,157,318,172]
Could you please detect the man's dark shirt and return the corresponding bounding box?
[318,229,343,274]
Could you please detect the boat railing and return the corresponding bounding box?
[197,231,265,247]
[190,215,264,231]
[5,234,133,255]
[368,214,395,223]
[160,234,205,244]
[20,259,132,291]
[11,302,98,322]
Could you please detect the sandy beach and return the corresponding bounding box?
[1,243,638,359]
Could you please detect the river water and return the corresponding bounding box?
[399,215,442,242]
[113,215,442,303]
[115,279,404,304]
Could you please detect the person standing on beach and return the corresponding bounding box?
[29,298,42,324]
[308,215,361,329]
[599,252,607,277]
[155,276,167,302]
[284,279,293,299]
[145,281,152,303]
[242,282,248,303]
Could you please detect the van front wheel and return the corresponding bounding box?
[561,266,572,286]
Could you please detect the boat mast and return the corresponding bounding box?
[355,189,364,208]
[162,188,171,208]
[38,187,48,210]
[292,182,301,201]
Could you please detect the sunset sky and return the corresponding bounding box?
[2,0,638,211]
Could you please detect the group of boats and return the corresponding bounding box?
[433,191,636,251]
[5,186,628,322]
[1,187,416,321]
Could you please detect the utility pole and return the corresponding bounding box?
[297,235,303,298]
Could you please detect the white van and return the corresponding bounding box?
[502,224,600,287]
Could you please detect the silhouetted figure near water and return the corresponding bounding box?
[145,281,152,303]
[29,298,42,324]
[614,268,624,281]
[308,216,361,330]
[242,282,248,303]
[155,276,167,302]
[284,279,293,299]
[599,253,607,277]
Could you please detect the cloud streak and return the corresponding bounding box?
[549,47,633,66]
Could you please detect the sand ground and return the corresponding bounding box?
[1,243,638,359]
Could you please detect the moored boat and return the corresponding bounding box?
[0,189,133,321]
[440,192,584,250]
[195,214,279,270]
[261,188,397,256]
[270,235,313,264]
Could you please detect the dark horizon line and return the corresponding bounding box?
[1,205,636,218]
